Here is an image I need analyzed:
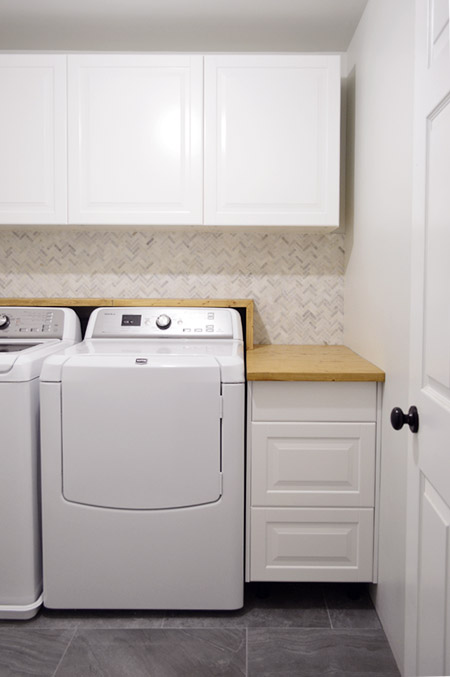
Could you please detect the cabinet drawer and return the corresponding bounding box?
[250,507,374,582]
[251,382,377,422]
[251,422,376,507]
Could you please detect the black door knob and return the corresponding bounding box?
[390,406,419,433]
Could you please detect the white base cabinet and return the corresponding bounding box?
[246,381,379,582]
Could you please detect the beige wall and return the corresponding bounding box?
[0,227,344,345]
[344,0,415,672]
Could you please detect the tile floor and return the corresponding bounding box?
[0,583,400,676]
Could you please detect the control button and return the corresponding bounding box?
[206,325,214,332]
[0,314,10,330]
[156,314,172,330]
[183,328,192,333]
[194,328,202,333]
[207,312,214,320]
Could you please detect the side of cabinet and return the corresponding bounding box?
[0,54,67,225]
[246,381,381,582]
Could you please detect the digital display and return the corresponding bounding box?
[121,315,142,327]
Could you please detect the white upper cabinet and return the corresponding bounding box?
[204,55,341,228]
[0,53,341,228]
[0,55,67,225]
[68,55,203,225]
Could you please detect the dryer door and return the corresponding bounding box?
[60,355,222,509]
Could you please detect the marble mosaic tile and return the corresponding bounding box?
[0,228,344,345]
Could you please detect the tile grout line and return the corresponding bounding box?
[323,587,334,630]
[245,626,248,676]
[51,626,78,677]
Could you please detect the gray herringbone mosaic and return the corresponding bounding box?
[0,229,344,344]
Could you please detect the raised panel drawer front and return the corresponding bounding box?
[251,382,377,422]
[204,54,340,227]
[68,55,203,225]
[0,55,67,224]
[250,507,374,582]
[251,422,376,507]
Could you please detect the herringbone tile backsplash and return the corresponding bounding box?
[0,229,344,345]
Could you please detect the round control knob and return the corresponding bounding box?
[156,314,172,330]
[0,314,10,330]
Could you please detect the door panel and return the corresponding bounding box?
[406,1,450,673]
[61,356,222,509]
[417,479,450,676]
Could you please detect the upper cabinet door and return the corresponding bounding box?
[68,55,203,225]
[0,55,67,225]
[204,55,341,228]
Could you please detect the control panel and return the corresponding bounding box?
[90,308,238,339]
[0,308,66,339]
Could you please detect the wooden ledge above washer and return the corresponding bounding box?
[0,298,254,348]
[247,344,385,382]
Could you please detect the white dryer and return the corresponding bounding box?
[0,307,81,620]
[40,307,245,610]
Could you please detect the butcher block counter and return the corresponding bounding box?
[246,344,385,382]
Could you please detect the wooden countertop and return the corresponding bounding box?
[246,345,385,382]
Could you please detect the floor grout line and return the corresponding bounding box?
[51,626,78,677]
[245,626,248,676]
[323,586,334,630]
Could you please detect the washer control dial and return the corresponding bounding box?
[156,314,172,330]
[0,314,10,330]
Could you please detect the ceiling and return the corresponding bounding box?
[0,0,368,52]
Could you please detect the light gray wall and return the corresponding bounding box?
[344,0,415,672]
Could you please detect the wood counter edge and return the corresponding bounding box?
[246,344,385,382]
[0,297,254,349]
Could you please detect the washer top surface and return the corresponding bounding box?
[0,307,81,381]
[41,307,245,384]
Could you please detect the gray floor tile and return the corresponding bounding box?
[324,584,382,629]
[162,583,330,628]
[248,627,400,677]
[0,628,75,677]
[54,628,246,677]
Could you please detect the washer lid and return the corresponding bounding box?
[61,354,223,510]
[41,338,245,383]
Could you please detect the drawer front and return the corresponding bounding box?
[251,422,376,507]
[250,507,374,582]
[251,382,377,422]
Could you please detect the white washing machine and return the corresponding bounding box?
[40,306,245,610]
[0,307,81,620]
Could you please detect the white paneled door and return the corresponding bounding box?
[68,55,203,225]
[405,1,450,674]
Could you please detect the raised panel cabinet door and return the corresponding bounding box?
[250,507,374,582]
[251,422,376,507]
[0,55,67,225]
[68,55,203,225]
[204,55,340,227]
